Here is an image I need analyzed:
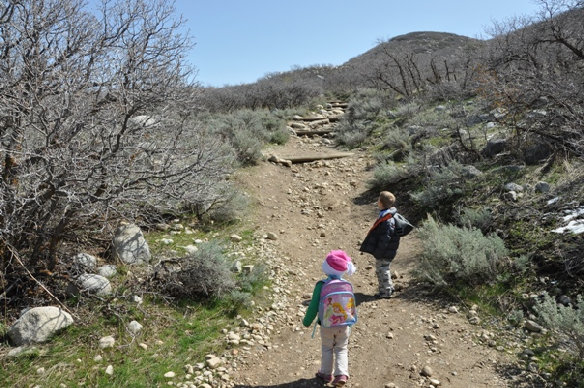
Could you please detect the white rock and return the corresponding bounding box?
[164,371,176,378]
[113,223,151,265]
[7,306,74,346]
[76,274,112,296]
[205,356,223,369]
[99,336,115,349]
[182,245,198,254]
[105,365,114,375]
[127,320,143,335]
[97,265,117,278]
[72,253,97,271]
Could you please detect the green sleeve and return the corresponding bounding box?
[302,281,323,327]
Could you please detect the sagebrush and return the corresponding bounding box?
[414,215,508,287]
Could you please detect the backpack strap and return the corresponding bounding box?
[367,213,392,234]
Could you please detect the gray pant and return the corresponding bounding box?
[320,325,351,377]
[375,253,396,296]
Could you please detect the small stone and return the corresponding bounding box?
[105,365,114,375]
[420,365,433,377]
[205,356,223,369]
[99,336,115,349]
[525,320,544,333]
[127,320,143,335]
[468,316,481,325]
[230,234,243,242]
[164,371,176,378]
[448,306,459,314]
[94,355,103,362]
[429,378,441,386]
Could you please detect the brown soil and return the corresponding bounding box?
[231,135,515,388]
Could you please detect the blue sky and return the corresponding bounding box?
[176,1,542,87]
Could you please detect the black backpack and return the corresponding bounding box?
[393,213,414,237]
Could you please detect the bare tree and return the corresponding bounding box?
[0,0,234,289]
[483,0,584,156]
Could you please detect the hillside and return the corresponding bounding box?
[343,31,477,68]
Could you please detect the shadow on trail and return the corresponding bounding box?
[352,187,377,206]
[354,292,377,306]
[233,377,325,388]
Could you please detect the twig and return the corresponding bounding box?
[8,246,79,320]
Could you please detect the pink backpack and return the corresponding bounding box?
[318,277,357,328]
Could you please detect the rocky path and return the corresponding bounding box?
[227,108,515,388]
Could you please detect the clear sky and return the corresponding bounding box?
[175,0,542,87]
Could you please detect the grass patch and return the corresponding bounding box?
[0,299,238,387]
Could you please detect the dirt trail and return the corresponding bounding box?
[230,127,513,387]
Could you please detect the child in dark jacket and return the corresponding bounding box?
[359,191,400,298]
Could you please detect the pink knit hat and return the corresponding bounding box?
[322,250,356,277]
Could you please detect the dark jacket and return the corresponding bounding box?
[359,207,400,260]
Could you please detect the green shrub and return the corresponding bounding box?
[535,292,584,358]
[456,206,493,232]
[227,290,253,309]
[393,101,421,120]
[410,160,466,211]
[268,127,290,145]
[336,89,395,147]
[414,215,508,287]
[382,125,411,152]
[157,241,236,299]
[336,120,371,147]
[368,162,411,190]
[205,109,288,165]
[206,189,250,225]
[236,263,268,294]
[232,128,264,165]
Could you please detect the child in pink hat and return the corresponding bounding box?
[303,250,356,386]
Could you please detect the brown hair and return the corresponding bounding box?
[379,191,396,208]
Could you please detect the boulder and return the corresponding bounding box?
[462,165,483,178]
[524,141,553,165]
[113,223,151,265]
[535,181,551,193]
[72,253,97,272]
[7,306,74,346]
[73,274,112,296]
[483,138,507,157]
[97,265,117,278]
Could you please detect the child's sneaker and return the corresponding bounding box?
[315,371,333,383]
[332,375,348,386]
